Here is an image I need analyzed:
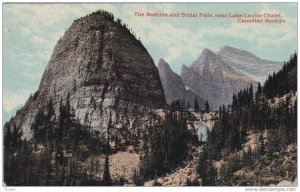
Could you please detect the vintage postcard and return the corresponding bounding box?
[2,2,298,190]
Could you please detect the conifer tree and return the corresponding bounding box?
[255,82,262,103]
[257,134,265,156]
[205,100,210,112]
[194,97,200,111]
[102,153,111,185]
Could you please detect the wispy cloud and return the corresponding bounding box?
[3,90,32,113]
[113,3,296,64]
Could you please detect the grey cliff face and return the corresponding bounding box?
[158,59,204,107]
[181,49,256,110]
[6,11,166,139]
[158,59,185,103]
[218,46,283,82]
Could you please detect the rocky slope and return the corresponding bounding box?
[158,58,204,107]
[5,10,166,140]
[88,151,140,185]
[181,49,257,110]
[144,145,202,186]
[218,46,283,82]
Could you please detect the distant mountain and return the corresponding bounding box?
[181,48,257,110]
[218,46,283,82]
[158,59,205,108]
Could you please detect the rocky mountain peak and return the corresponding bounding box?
[158,60,205,106]
[219,45,238,51]
[218,45,260,61]
[192,48,227,75]
[197,48,218,63]
[181,64,190,71]
[158,58,172,71]
[182,47,257,110]
[181,64,195,77]
[6,10,166,140]
[202,48,216,55]
[217,45,283,82]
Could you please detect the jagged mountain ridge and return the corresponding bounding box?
[158,58,205,107]
[218,46,284,82]
[159,46,282,110]
[192,48,255,82]
[5,10,166,140]
[181,48,257,110]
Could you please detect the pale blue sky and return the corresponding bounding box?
[2,3,297,123]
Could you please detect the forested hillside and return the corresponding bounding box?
[197,53,297,185]
[4,53,297,186]
[4,94,108,185]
